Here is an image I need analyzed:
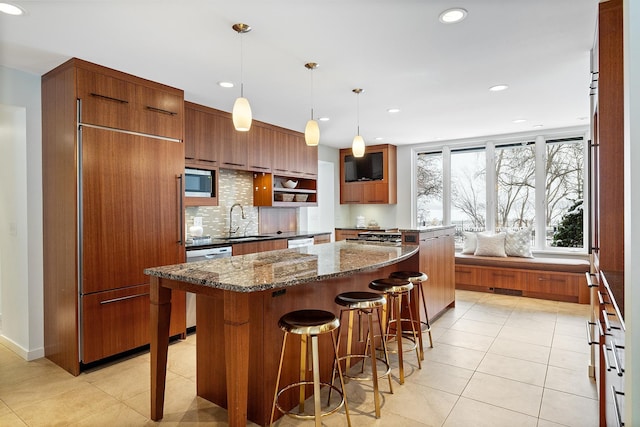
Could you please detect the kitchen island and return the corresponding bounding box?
[145,241,419,426]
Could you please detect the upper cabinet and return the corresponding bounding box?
[339,144,397,204]
[77,66,183,140]
[184,101,317,176]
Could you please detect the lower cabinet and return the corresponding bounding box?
[232,239,288,256]
[81,285,185,364]
[417,227,456,321]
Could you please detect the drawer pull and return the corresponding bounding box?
[90,92,129,104]
[611,386,625,427]
[146,105,177,116]
[597,319,609,337]
[602,344,613,371]
[494,273,515,278]
[457,269,472,274]
[611,339,625,377]
[100,292,149,305]
[598,291,610,306]
[586,272,598,288]
[586,321,598,345]
[602,309,620,331]
[537,277,566,282]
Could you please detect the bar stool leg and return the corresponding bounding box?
[412,288,425,360]
[394,293,405,384]
[405,294,422,370]
[331,330,352,427]
[376,308,394,394]
[367,311,381,418]
[311,335,322,427]
[346,310,355,371]
[419,285,433,348]
[270,332,288,427]
[299,335,308,412]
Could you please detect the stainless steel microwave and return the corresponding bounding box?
[185,168,215,197]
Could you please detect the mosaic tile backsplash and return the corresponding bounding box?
[185,169,259,238]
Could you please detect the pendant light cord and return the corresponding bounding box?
[356,91,360,136]
[239,32,244,98]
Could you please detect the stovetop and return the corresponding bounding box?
[347,231,402,244]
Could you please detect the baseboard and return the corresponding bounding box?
[0,334,45,361]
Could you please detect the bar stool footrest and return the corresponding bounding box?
[275,381,345,420]
[336,354,392,381]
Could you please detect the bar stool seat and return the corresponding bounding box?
[369,278,422,384]
[270,309,351,427]
[389,271,433,360]
[331,291,393,418]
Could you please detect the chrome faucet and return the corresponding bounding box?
[229,203,246,236]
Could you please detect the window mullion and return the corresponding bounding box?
[535,135,547,249]
[443,146,451,225]
[485,142,496,232]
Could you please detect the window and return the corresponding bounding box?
[415,135,586,252]
[416,152,443,226]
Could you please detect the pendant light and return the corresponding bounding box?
[352,88,365,157]
[232,23,252,132]
[304,62,320,146]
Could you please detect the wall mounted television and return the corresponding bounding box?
[344,152,384,182]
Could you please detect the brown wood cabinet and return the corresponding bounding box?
[313,234,331,244]
[246,124,273,172]
[42,58,186,375]
[272,130,318,178]
[253,174,317,207]
[184,101,221,167]
[334,229,362,241]
[417,227,455,321]
[232,239,288,255]
[339,144,397,204]
[590,1,625,424]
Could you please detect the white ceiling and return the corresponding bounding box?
[0,0,598,149]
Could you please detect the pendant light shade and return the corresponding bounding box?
[304,119,320,146]
[232,23,252,132]
[304,62,320,146]
[352,135,365,157]
[352,88,365,157]
[233,97,252,132]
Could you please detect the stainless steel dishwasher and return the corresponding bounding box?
[185,246,232,328]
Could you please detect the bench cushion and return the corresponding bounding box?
[455,253,590,274]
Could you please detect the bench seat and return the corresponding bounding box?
[455,253,590,303]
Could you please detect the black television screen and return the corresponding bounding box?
[344,152,383,182]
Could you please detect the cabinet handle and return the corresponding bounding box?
[586,272,598,288]
[602,309,620,331]
[611,386,625,427]
[598,291,610,306]
[597,319,609,337]
[493,273,515,278]
[586,321,598,345]
[177,174,184,245]
[251,165,269,170]
[602,344,613,371]
[223,162,246,167]
[90,92,128,104]
[274,168,288,172]
[146,105,177,116]
[100,292,150,304]
[610,339,625,376]
[367,200,385,203]
[457,269,472,274]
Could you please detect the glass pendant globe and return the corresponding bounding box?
[304,119,320,146]
[232,97,252,131]
[352,135,365,157]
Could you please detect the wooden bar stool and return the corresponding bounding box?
[368,278,422,384]
[389,271,433,360]
[330,291,393,418]
[270,309,351,427]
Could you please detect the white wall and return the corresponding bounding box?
[0,66,44,360]
[624,0,639,422]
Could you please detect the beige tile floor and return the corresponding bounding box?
[0,290,598,426]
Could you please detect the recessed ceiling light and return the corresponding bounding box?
[218,81,234,88]
[0,2,24,15]
[489,84,509,92]
[375,137,384,141]
[532,124,544,128]
[439,8,467,24]
[387,108,400,113]
[318,117,330,122]
[512,119,527,124]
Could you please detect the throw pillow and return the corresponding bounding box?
[474,232,507,257]
[505,229,533,258]
[461,231,478,254]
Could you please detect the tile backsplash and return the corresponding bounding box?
[185,169,259,238]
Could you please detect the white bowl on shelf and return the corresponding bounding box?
[282,180,298,189]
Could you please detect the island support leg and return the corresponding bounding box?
[150,277,172,421]
[223,291,251,427]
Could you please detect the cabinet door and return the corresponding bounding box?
[271,130,292,174]
[134,85,183,140]
[81,127,184,294]
[247,124,273,172]
[185,104,219,166]
[300,140,318,178]
[81,285,185,363]
[363,183,389,204]
[219,120,248,169]
[340,183,363,204]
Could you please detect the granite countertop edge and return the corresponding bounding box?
[145,243,419,293]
